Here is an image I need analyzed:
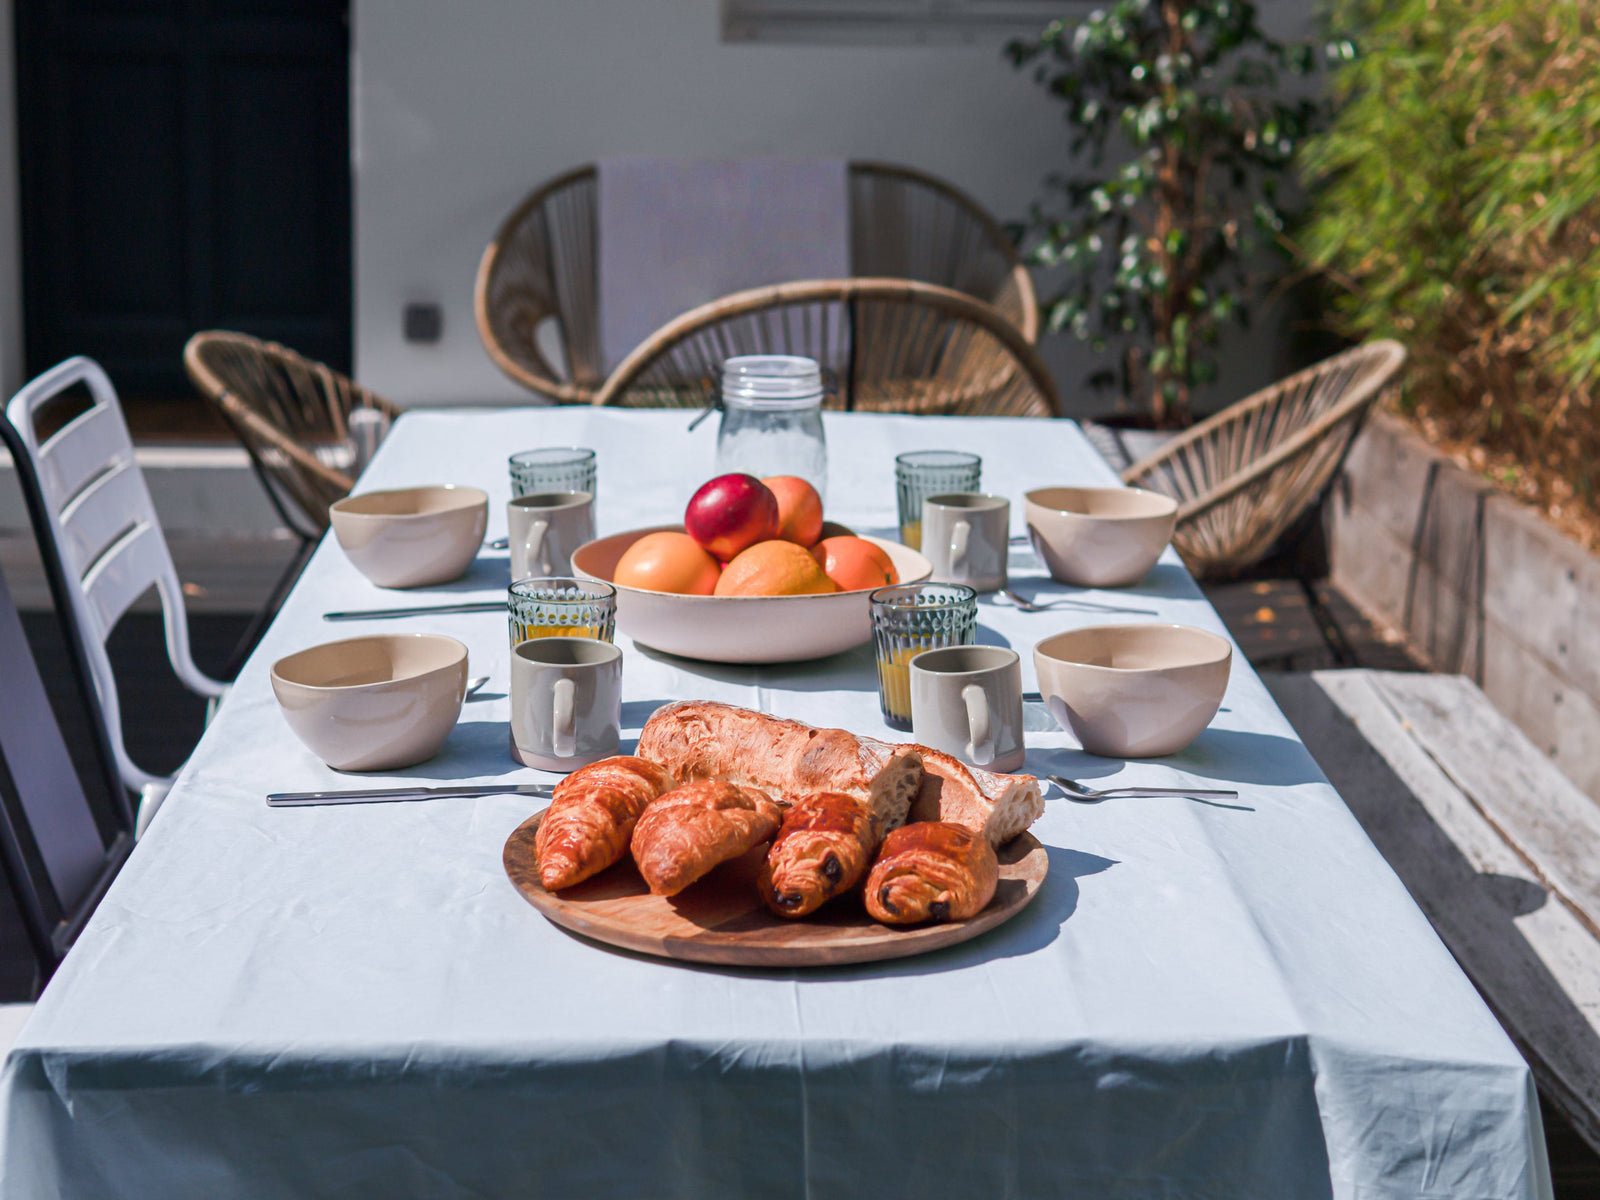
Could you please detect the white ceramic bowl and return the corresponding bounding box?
[1033,623,1231,757]
[572,524,931,663]
[271,633,469,771]
[330,485,488,588]
[1024,486,1178,588]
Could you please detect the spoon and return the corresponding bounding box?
[485,536,510,550]
[1048,774,1239,803]
[466,675,490,697]
[1001,588,1157,616]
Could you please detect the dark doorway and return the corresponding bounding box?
[15,0,351,414]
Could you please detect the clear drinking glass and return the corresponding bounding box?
[714,356,827,494]
[870,583,978,731]
[508,577,617,646]
[509,447,597,499]
[895,451,981,551]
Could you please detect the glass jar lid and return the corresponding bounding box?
[720,355,824,410]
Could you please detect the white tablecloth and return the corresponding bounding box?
[0,410,1551,1199]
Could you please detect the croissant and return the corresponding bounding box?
[638,701,923,836]
[865,822,998,925]
[535,756,674,890]
[759,793,877,918]
[630,779,783,897]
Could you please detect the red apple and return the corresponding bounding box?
[685,474,780,562]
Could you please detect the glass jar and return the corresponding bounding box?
[713,355,827,495]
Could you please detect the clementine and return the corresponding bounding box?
[762,476,824,547]
[812,535,898,592]
[613,531,721,595]
[714,539,839,597]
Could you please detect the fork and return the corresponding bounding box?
[1047,774,1239,803]
[1001,588,1156,616]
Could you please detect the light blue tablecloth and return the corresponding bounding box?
[0,411,1551,1199]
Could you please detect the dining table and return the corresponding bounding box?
[0,408,1552,1199]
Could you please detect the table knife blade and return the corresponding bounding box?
[323,601,505,621]
[267,783,554,806]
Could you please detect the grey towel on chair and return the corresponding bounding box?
[597,157,849,373]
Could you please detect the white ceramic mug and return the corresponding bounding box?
[922,493,1010,594]
[507,491,596,580]
[910,645,1026,773]
[510,637,622,771]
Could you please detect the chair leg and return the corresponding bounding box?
[223,534,318,677]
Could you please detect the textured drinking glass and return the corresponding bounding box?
[509,447,597,499]
[508,576,616,646]
[895,451,981,551]
[870,583,978,731]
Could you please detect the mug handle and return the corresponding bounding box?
[551,677,576,758]
[962,683,993,765]
[949,519,970,572]
[522,518,551,577]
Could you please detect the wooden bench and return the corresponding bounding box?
[1266,669,1600,1152]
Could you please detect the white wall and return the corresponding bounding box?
[350,0,1307,418]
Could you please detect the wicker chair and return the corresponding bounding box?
[476,161,1038,405]
[184,331,400,540]
[1121,340,1407,578]
[592,279,1061,418]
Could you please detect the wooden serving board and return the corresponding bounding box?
[503,812,1048,968]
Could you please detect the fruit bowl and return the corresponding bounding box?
[572,524,932,663]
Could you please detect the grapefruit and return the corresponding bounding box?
[613,531,721,595]
[762,476,824,547]
[714,540,839,597]
[812,536,898,591]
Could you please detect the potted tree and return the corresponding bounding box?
[1009,0,1328,430]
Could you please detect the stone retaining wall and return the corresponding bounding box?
[1327,411,1600,800]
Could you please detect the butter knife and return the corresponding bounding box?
[324,601,505,621]
[267,783,553,807]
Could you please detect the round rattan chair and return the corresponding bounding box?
[1120,340,1407,578]
[183,331,401,540]
[475,161,1038,405]
[592,279,1061,418]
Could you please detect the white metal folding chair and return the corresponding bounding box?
[4,357,227,835]
[0,556,133,1024]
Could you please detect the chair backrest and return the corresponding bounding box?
[4,357,226,792]
[594,278,1061,417]
[1121,340,1408,577]
[184,331,399,539]
[849,162,1037,342]
[475,161,1037,403]
[0,558,132,980]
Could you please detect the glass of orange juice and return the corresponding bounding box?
[869,583,977,731]
[895,451,980,550]
[509,577,616,647]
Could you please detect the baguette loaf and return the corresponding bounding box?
[906,746,1043,846]
[637,700,923,839]
[865,821,998,925]
[630,779,783,897]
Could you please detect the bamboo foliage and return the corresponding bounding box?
[1299,0,1600,522]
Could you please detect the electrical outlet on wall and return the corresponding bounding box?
[403,303,442,344]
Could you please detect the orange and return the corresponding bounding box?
[762,476,825,547]
[613,531,721,595]
[812,535,898,592]
[715,539,839,597]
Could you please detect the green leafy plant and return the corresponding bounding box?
[1009,0,1327,426]
[1298,0,1600,528]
